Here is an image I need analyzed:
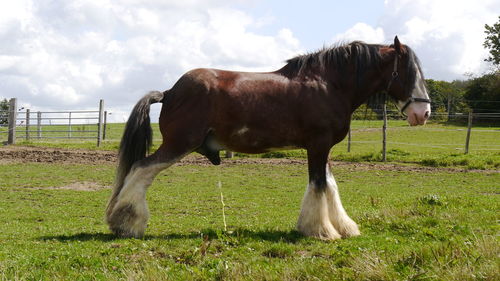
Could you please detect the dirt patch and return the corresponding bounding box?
[28,181,110,191]
[0,146,116,165]
[0,145,497,173]
[0,146,306,166]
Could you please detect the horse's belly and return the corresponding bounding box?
[265,146,300,152]
[214,129,300,154]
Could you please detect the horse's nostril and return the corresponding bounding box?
[424,111,430,119]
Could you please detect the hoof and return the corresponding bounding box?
[107,204,147,238]
[297,218,342,241]
[338,222,360,238]
[333,216,360,238]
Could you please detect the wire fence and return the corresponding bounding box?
[0,99,106,146]
[347,125,500,151]
[344,112,500,158]
[1,99,499,155]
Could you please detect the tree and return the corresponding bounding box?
[484,16,500,69]
[0,98,8,125]
[352,104,378,120]
[464,73,500,113]
[425,79,468,114]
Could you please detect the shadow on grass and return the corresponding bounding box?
[38,228,305,243]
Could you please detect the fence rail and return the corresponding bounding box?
[0,98,106,146]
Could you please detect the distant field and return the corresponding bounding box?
[2,120,499,170]
[0,161,498,280]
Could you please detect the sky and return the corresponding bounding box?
[0,0,498,121]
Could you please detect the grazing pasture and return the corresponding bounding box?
[0,149,498,280]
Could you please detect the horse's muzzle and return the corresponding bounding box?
[406,102,431,126]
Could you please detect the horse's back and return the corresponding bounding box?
[177,68,288,93]
[165,67,296,117]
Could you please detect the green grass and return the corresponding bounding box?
[2,120,500,169]
[0,162,498,280]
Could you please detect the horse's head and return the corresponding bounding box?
[384,36,431,126]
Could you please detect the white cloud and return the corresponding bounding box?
[333,23,385,44]
[0,0,302,121]
[382,0,498,80]
[333,0,499,81]
[0,0,33,34]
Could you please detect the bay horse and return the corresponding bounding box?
[106,36,431,240]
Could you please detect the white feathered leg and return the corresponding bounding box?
[325,166,360,238]
[297,182,342,240]
[108,162,172,238]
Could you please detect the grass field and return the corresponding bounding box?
[0,161,498,280]
[1,117,498,279]
[2,120,499,169]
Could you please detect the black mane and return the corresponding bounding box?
[279,42,383,84]
[278,41,424,95]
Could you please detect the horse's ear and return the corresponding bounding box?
[394,36,402,54]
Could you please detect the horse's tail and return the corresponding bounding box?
[106,90,164,217]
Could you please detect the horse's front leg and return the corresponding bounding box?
[297,146,360,240]
[325,164,360,238]
[297,147,341,240]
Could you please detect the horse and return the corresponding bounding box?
[105,36,431,240]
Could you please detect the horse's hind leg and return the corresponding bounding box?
[107,145,187,238]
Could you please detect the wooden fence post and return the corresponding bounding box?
[103,111,107,140]
[37,111,42,139]
[382,102,387,162]
[97,99,104,147]
[25,109,30,141]
[7,98,17,145]
[465,110,473,154]
[347,127,351,152]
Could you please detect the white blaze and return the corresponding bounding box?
[398,62,431,126]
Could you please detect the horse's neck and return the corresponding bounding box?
[327,77,384,115]
[350,88,380,113]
